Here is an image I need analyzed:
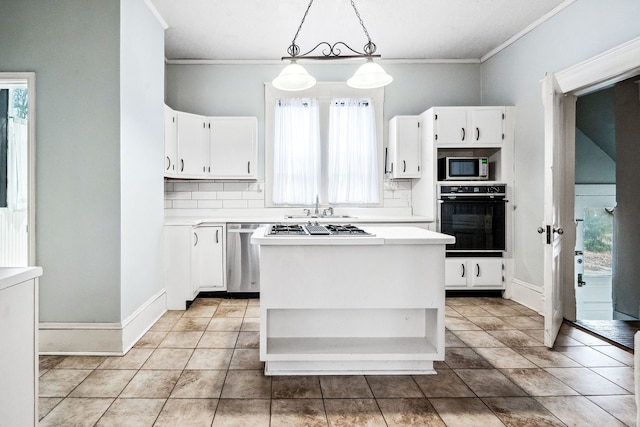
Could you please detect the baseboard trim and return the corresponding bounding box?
[122,289,167,354]
[510,279,543,314]
[40,289,167,355]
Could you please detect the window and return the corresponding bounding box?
[0,86,28,210]
[265,82,384,207]
[327,98,379,204]
[272,98,320,205]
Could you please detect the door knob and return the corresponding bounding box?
[537,227,545,234]
[554,228,564,235]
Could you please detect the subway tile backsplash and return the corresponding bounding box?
[164,179,412,213]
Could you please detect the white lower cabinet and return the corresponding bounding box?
[445,258,504,290]
[191,226,225,295]
[165,224,225,310]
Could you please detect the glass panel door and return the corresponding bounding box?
[575,206,614,320]
[0,82,29,266]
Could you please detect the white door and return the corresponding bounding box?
[164,105,177,177]
[208,117,257,179]
[176,112,207,177]
[470,258,503,288]
[434,108,467,144]
[445,259,468,288]
[541,73,576,347]
[0,73,35,267]
[469,109,504,145]
[191,226,225,295]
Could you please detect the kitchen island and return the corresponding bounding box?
[0,267,42,426]
[251,226,454,376]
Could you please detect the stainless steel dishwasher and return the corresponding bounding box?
[226,223,265,293]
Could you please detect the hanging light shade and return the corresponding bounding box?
[347,59,393,89]
[272,61,316,91]
[272,0,392,90]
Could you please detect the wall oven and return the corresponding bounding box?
[438,184,507,254]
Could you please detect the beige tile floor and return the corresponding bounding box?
[39,297,637,426]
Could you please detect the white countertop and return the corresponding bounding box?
[165,215,433,226]
[251,226,455,246]
[0,267,43,291]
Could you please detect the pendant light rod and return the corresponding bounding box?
[282,0,381,61]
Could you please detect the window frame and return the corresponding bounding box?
[264,82,385,208]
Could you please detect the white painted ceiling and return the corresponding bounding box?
[150,0,570,62]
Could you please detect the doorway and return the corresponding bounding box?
[0,73,35,266]
[569,74,640,348]
[543,38,640,348]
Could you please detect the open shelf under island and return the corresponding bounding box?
[251,226,455,376]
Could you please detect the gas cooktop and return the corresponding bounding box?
[266,223,372,237]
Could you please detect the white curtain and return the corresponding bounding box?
[327,98,379,204]
[8,117,28,211]
[273,98,320,205]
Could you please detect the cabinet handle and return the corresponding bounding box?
[461,264,465,277]
[247,161,251,174]
[216,229,219,243]
[476,127,480,141]
[461,128,465,141]
[180,159,184,172]
[476,264,480,277]
[403,160,406,173]
[193,232,198,246]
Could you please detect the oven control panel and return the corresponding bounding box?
[439,184,506,197]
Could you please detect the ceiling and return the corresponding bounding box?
[149,0,572,63]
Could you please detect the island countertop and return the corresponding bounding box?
[251,226,455,246]
[0,267,43,291]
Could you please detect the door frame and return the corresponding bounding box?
[549,36,640,323]
[0,72,36,265]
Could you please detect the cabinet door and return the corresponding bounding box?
[191,226,225,295]
[208,117,258,179]
[469,109,504,145]
[469,258,503,288]
[445,259,468,288]
[434,109,467,145]
[388,116,421,178]
[164,105,178,177]
[176,112,208,177]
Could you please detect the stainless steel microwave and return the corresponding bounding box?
[438,157,489,181]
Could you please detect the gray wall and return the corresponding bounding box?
[0,0,121,322]
[480,0,640,290]
[120,0,165,319]
[165,62,482,180]
[0,0,165,325]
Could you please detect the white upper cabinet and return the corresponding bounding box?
[164,105,178,178]
[388,116,421,179]
[469,109,505,145]
[164,106,259,180]
[433,109,467,145]
[434,107,505,146]
[176,111,208,178]
[208,117,258,179]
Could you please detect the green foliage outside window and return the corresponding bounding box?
[583,208,613,253]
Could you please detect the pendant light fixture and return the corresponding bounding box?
[272,0,393,91]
